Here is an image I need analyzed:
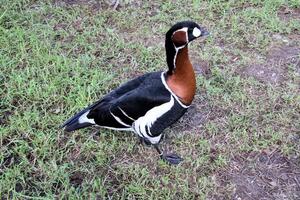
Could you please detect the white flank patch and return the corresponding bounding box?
[192,27,201,37]
[133,95,174,144]
[110,111,131,127]
[161,72,190,108]
[79,110,95,124]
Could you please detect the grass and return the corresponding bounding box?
[1,0,299,199]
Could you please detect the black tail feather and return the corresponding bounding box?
[63,122,92,132]
[61,97,105,132]
[60,107,93,132]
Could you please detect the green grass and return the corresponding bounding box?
[1,0,299,199]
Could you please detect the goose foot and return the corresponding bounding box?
[154,144,183,165]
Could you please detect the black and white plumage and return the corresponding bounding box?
[61,21,209,164]
[61,72,188,143]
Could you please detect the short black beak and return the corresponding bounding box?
[201,28,210,37]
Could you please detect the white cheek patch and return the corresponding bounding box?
[192,27,201,37]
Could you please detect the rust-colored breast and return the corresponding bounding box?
[166,47,196,105]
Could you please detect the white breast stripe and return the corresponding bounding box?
[118,107,135,121]
[79,110,95,124]
[145,96,174,128]
[110,111,131,127]
[133,95,174,144]
[160,72,190,108]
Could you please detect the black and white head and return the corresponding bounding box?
[165,21,209,73]
[166,21,209,49]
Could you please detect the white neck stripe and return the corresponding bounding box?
[172,27,189,71]
[173,46,178,70]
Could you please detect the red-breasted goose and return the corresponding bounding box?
[61,21,209,164]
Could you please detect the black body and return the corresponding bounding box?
[61,72,188,138]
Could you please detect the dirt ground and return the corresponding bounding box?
[240,44,300,85]
[211,150,300,200]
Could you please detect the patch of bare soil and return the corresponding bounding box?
[240,44,300,84]
[192,59,211,78]
[53,0,104,10]
[278,6,300,22]
[0,110,12,126]
[53,0,142,10]
[69,171,85,187]
[171,105,205,132]
[171,95,214,133]
[211,150,300,200]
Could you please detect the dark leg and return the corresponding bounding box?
[133,137,142,153]
[154,144,163,158]
[153,144,183,165]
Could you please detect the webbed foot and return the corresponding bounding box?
[154,144,183,165]
[161,153,183,165]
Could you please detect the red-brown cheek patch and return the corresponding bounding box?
[172,31,187,47]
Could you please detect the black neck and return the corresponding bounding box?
[165,22,192,75]
[165,31,177,75]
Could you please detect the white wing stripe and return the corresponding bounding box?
[118,107,135,121]
[110,111,131,127]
